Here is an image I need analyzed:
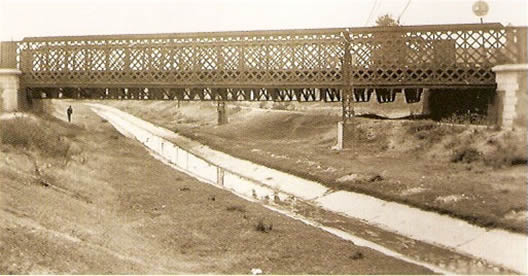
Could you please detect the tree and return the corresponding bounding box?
[372,13,404,83]
[375,14,399,27]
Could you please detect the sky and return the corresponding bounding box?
[1,0,527,41]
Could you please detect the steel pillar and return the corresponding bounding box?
[342,90,354,121]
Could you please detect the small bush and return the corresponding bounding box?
[406,120,462,147]
[368,174,384,182]
[451,147,481,164]
[429,125,460,140]
[230,105,242,113]
[441,113,488,125]
[349,252,364,260]
[271,102,289,110]
[179,117,199,124]
[484,143,528,168]
[226,205,246,213]
[258,102,267,109]
[255,218,273,233]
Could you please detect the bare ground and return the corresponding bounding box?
[101,99,527,234]
[0,101,432,274]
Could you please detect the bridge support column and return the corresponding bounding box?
[421,88,432,116]
[1,41,27,113]
[491,64,528,130]
[217,101,228,125]
[0,69,25,113]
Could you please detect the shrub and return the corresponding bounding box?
[179,117,199,124]
[230,105,242,113]
[271,102,289,110]
[451,146,481,164]
[441,113,488,125]
[405,120,462,147]
[226,205,246,213]
[258,102,267,109]
[484,142,528,168]
[255,218,273,233]
[349,252,364,260]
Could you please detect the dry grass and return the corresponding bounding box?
[441,128,528,168]
[0,115,78,159]
[404,120,464,147]
[402,120,527,168]
[484,144,527,167]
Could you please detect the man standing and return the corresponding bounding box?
[67,105,73,123]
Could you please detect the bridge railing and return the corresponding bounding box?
[13,23,528,90]
[346,24,527,87]
[17,28,346,89]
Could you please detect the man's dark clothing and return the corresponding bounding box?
[67,106,73,123]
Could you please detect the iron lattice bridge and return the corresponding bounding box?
[8,23,527,103]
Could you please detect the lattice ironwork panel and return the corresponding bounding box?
[16,23,526,91]
[346,24,526,87]
[221,45,241,70]
[109,48,126,70]
[18,28,345,88]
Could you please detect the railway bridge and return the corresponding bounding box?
[0,23,527,134]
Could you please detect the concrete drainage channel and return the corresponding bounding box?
[88,103,527,274]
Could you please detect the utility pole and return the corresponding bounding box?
[337,30,354,150]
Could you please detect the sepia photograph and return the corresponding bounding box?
[0,0,527,274]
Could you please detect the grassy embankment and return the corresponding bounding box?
[0,101,432,274]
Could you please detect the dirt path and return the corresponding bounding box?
[0,101,433,274]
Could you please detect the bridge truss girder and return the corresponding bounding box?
[16,23,526,93]
[26,87,346,102]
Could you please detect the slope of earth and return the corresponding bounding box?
[101,99,527,234]
[0,101,432,274]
